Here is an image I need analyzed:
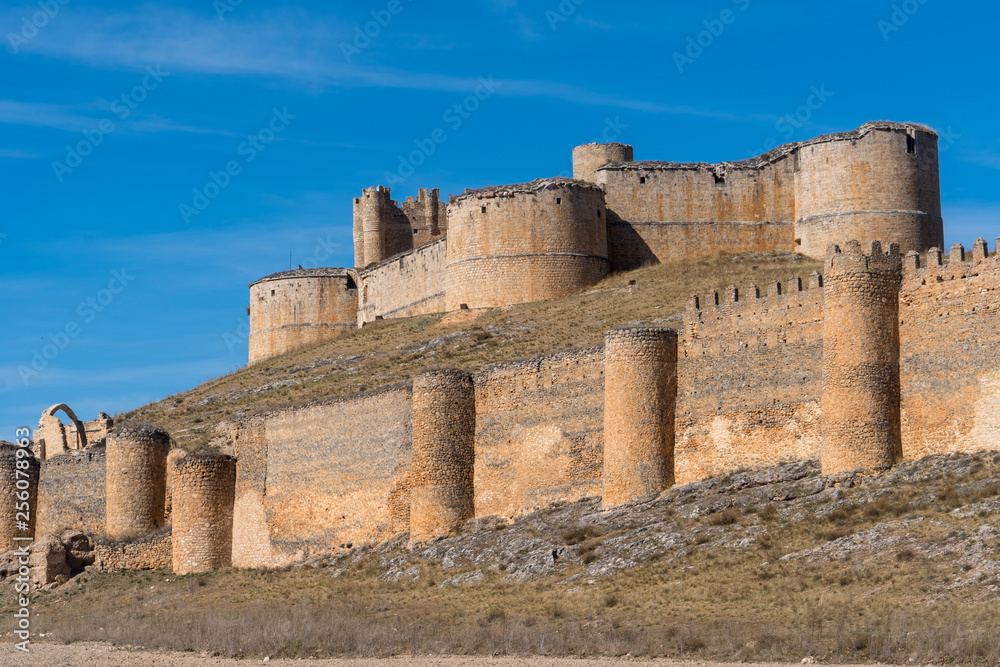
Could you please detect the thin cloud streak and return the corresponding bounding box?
[12,6,775,122]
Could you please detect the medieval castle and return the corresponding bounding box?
[8,120,998,577]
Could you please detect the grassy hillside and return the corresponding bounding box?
[24,451,1000,663]
[122,252,821,450]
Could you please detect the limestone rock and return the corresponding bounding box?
[29,535,70,587]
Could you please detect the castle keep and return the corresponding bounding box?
[249,121,942,364]
[10,120,997,578]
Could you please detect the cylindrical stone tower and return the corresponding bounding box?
[821,240,903,474]
[248,268,359,365]
[171,452,237,575]
[603,327,678,508]
[795,122,942,258]
[0,443,41,551]
[105,423,171,541]
[410,370,476,543]
[573,143,634,184]
[445,178,610,311]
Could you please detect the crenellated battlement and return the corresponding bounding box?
[903,238,1000,286]
[682,272,825,357]
[826,240,902,275]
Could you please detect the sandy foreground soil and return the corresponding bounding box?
[0,643,901,667]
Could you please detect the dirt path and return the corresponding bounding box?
[0,643,900,666]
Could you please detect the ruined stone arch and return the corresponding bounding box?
[35,403,88,459]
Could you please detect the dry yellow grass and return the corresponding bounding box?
[123,252,821,449]
[21,454,1000,663]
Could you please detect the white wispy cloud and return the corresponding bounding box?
[0,98,237,135]
[0,148,39,158]
[7,5,778,122]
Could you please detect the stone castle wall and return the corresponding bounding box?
[821,241,903,474]
[171,453,236,575]
[231,385,414,563]
[677,273,826,483]
[900,240,1000,460]
[247,122,944,365]
[473,348,605,519]
[36,450,107,536]
[0,445,40,551]
[357,237,447,325]
[105,423,170,540]
[354,186,448,268]
[596,122,942,264]
[249,269,358,364]
[445,179,610,310]
[607,220,796,271]
[410,370,476,543]
[603,328,677,507]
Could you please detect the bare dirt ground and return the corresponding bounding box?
[0,643,891,666]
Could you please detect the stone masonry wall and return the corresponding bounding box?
[822,241,903,474]
[96,530,172,571]
[249,269,358,364]
[607,221,796,271]
[446,179,609,310]
[795,126,941,258]
[0,444,40,550]
[603,328,677,508]
[474,348,605,519]
[229,415,271,568]
[171,453,236,575]
[36,450,107,536]
[678,275,826,483]
[105,423,170,540]
[357,237,447,326]
[410,370,476,543]
[900,240,1000,460]
[262,385,413,557]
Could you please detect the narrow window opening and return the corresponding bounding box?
[597,210,602,219]
[481,205,487,213]
[413,229,419,235]
[556,198,562,205]
[640,176,646,184]
[270,289,275,296]
[906,134,917,154]
[714,172,725,184]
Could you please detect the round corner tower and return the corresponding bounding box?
[603,327,678,508]
[106,422,171,540]
[445,179,609,311]
[249,268,359,365]
[410,369,475,543]
[794,122,942,258]
[171,452,237,575]
[0,443,41,550]
[821,240,903,474]
[573,142,634,184]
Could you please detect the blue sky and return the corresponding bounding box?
[1,0,997,438]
